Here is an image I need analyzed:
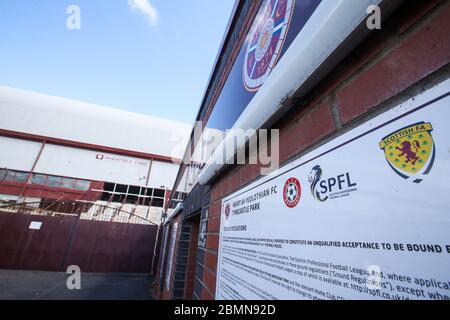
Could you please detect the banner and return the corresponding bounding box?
[216,79,450,300]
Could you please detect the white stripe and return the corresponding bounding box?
[273,21,284,34]
[250,61,257,78]
[271,0,279,17]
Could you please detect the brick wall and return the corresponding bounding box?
[155,214,203,300]
[182,218,200,299]
[192,207,218,300]
[194,0,450,300]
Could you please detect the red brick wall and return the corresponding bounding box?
[155,214,203,300]
[197,0,450,299]
[195,203,221,300]
[184,220,199,299]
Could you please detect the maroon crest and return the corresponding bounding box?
[243,0,295,92]
[224,203,231,220]
[283,177,301,208]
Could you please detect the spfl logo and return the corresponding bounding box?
[379,122,435,183]
[308,165,328,202]
[283,177,301,208]
[308,165,358,201]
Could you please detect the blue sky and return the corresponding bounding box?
[0,0,235,123]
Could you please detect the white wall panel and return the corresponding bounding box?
[0,136,42,171]
[34,144,151,186]
[177,168,189,193]
[148,161,180,189]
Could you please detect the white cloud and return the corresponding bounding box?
[128,0,159,26]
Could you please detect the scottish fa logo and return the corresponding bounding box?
[283,177,301,208]
[380,122,435,183]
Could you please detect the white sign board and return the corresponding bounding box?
[29,221,42,230]
[216,79,450,300]
[0,137,42,172]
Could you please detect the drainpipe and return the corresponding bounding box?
[151,218,162,275]
[150,185,168,275]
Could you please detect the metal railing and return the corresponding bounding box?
[0,200,158,225]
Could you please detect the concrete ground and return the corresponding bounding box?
[0,270,154,300]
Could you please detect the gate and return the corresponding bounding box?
[0,201,160,273]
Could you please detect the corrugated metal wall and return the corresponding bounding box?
[0,212,159,273]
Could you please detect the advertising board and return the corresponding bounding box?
[216,79,450,300]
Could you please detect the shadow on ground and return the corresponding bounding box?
[0,270,154,300]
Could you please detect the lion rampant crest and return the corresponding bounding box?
[379,122,435,183]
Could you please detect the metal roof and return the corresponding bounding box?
[0,86,192,159]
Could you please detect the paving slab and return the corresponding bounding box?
[0,270,154,300]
